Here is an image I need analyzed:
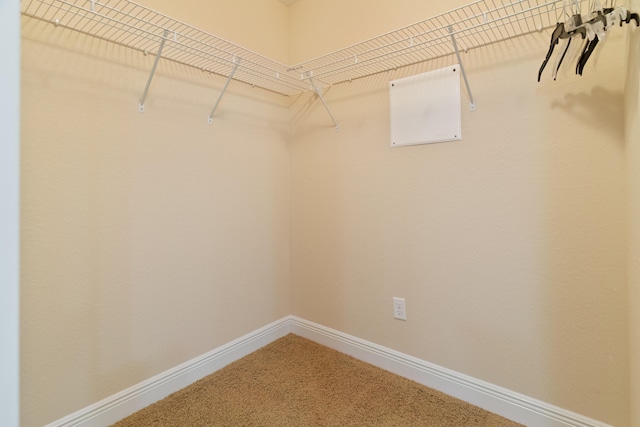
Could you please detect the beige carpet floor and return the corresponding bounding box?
[112,334,525,426]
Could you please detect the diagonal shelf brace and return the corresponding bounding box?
[448,26,476,112]
[208,59,241,124]
[139,29,169,113]
[308,76,339,132]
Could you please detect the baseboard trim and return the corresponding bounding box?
[44,317,292,427]
[288,316,613,427]
[46,316,613,427]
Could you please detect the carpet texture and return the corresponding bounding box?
[112,334,525,426]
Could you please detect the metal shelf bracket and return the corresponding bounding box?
[448,26,476,112]
[308,76,339,132]
[208,58,241,124]
[139,29,169,113]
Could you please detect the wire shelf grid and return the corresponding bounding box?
[293,0,589,85]
[21,0,311,96]
[21,0,589,95]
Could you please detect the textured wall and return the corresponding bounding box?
[289,2,630,426]
[145,0,291,64]
[20,0,637,426]
[287,0,470,64]
[20,1,291,425]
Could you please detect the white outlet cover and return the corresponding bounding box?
[393,297,407,321]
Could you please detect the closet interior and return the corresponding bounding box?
[18,1,639,426]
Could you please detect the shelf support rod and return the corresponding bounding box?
[309,76,339,132]
[139,29,169,113]
[448,26,476,112]
[208,59,240,124]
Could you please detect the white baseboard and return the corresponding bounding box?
[44,318,292,427]
[288,316,613,427]
[46,315,613,427]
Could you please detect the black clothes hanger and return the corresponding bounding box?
[538,23,566,82]
[576,8,639,76]
[538,19,587,82]
[576,37,598,75]
[538,0,588,81]
[624,12,640,26]
[552,37,573,80]
[575,7,611,75]
[539,3,639,81]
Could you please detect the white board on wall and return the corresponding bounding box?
[389,65,461,147]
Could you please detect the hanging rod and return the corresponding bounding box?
[21,0,589,97]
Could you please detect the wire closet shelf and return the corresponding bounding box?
[21,0,587,96]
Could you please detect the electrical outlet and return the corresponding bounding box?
[393,297,406,321]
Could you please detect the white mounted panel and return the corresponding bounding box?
[390,65,462,147]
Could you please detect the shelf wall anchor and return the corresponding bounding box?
[208,59,240,124]
[448,26,476,111]
[309,76,339,132]
[139,29,169,112]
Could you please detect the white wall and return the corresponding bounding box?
[625,1,640,425]
[145,0,291,64]
[287,0,470,63]
[20,1,291,425]
[289,2,630,426]
[20,0,638,426]
[0,1,20,426]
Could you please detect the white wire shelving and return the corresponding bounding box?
[294,0,590,86]
[21,0,310,97]
[21,0,588,110]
